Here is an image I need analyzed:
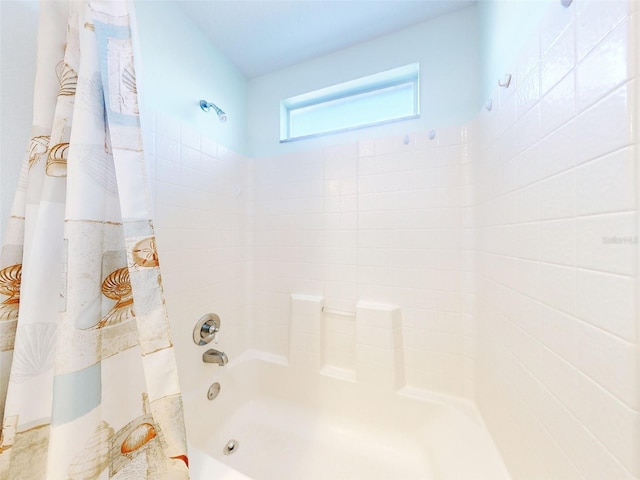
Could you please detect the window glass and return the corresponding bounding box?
[281,63,420,142]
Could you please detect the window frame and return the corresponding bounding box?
[280,63,420,143]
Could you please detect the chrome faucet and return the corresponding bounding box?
[203,348,228,366]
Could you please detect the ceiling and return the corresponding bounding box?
[174,0,476,79]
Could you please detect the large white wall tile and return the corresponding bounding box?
[516,183,541,223]
[540,305,579,366]
[575,81,636,164]
[577,147,636,215]
[575,320,638,409]
[576,0,633,62]
[576,269,637,341]
[577,15,637,111]
[540,70,575,137]
[539,0,576,56]
[538,120,577,180]
[539,170,576,220]
[541,21,576,96]
[540,219,576,266]
[540,263,577,316]
[576,213,637,276]
[516,64,541,119]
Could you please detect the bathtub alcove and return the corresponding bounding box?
[148,0,639,473]
[184,355,509,480]
[183,296,510,479]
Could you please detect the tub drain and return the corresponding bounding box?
[223,439,239,455]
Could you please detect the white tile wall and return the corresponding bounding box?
[475,1,640,478]
[251,125,475,398]
[144,111,252,394]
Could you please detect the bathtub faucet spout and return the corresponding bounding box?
[203,348,228,366]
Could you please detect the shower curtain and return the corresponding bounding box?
[0,1,189,478]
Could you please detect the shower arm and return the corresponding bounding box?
[200,99,228,122]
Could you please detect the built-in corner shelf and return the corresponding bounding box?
[289,294,405,392]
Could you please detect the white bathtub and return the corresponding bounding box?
[184,351,510,480]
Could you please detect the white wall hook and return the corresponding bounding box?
[498,74,512,88]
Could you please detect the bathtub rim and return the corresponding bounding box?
[185,348,485,425]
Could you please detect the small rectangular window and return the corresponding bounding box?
[280,63,420,142]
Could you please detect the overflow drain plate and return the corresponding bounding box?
[223,439,239,455]
[207,382,221,400]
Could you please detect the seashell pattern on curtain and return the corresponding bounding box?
[0,1,189,478]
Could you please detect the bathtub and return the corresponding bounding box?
[184,351,510,480]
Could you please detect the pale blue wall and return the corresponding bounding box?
[477,0,553,102]
[133,1,249,156]
[247,5,483,158]
[0,0,558,204]
[132,1,555,159]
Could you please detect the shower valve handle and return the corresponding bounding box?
[193,313,221,346]
[203,323,218,336]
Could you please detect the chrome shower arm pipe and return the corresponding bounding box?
[200,99,228,122]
